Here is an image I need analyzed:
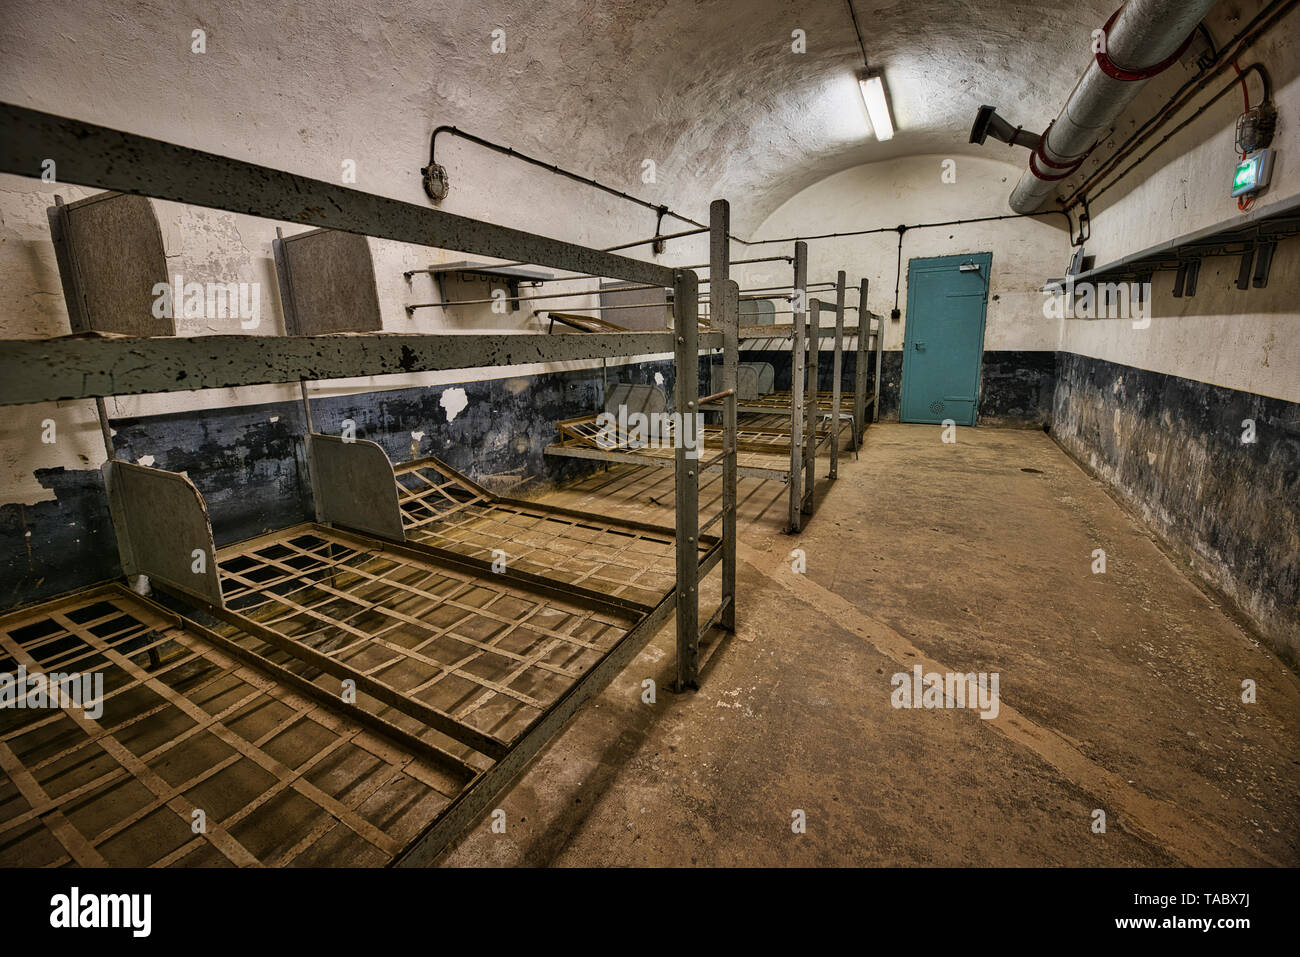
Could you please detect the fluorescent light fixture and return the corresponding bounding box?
[859,71,894,141]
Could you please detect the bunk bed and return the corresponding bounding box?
[544,298,884,533]
[0,102,740,867]
[543,242,872,532]
[545,380,840,482]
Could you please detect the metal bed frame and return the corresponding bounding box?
[0,584,471,866]
[0,104,741,865]
[541,202,871,533]
[545,280,884,534]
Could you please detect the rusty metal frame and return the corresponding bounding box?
[391,454,720,611]
[0,585,473,867]
[0,102,743,862]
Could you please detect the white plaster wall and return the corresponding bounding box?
[1056,6,1300,403]
[740,155,1071,352]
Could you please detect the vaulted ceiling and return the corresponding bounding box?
[1,0,1122,234]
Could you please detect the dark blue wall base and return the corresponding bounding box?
[0,468,119,611]
[870,350,1054,427]
[733,348,1054,427]
[1052,352,1300,667]
[739,349,862,395]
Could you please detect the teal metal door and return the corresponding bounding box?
[899,252,991,426]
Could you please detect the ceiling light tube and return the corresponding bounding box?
[859,71,894,141]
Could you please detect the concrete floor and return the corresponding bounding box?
[442,424,1300,866]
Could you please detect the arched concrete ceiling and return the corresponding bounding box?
[0,0,1119,235]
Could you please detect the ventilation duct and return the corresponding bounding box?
[1005,0,1218,213]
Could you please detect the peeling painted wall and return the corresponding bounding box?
[1043,5,1300,663]
[0,355,697,608]
[1052,353,1300,667]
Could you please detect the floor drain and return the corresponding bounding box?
[1020,467,1043,474]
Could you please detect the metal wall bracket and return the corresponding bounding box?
[1236,245,1255,290]
[1252,240,1276,288]
[1172,259,1200,298]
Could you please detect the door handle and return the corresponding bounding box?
[914,341,926,350]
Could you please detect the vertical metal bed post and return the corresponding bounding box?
[830,270,846,478]
[788,241,808,533]
[855,278,869,440]
[710,199,737,633]
[804,298,819,512]
[673,267,701,690]
[873,289,885,423]
[94,398,115,461]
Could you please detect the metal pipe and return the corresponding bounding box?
[737,210,1072,246]
[679,255,795,270]
[1063,2,1294,208]
[737,282,835,295]
[603,227,708,252]
[1009,0,1218,213]
[299,380,315,434]
[873,288,885,423]
[855,278,869,441]
[426,125,709,230]
[94,397,115,461]
[804,300,819,508]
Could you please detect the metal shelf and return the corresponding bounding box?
[1063,192,1300,294]
[420,260,555,282]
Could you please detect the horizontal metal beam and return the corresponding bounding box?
[0,331,723,406]
[0,103,677,289]
[545,442,787,482]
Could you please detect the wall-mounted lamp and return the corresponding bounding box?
[859,70,894,141]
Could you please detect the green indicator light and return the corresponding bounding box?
[1234,161,1255,190]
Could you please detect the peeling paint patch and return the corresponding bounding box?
[440,387,469,423]
[653,372,665,386]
